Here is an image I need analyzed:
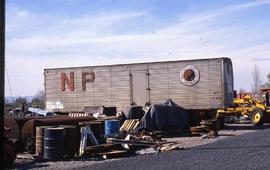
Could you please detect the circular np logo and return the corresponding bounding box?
[179,65,200,86]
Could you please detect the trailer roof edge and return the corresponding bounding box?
[44,57,231,71]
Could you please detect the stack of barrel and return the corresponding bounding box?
[35,125,76,160]
[35,119,121,160]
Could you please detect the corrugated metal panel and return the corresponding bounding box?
[169,61,209,109]
[145,60,224,109]
[149,63,169,104]
[168,64,190,108]
[208,59,223,108]
[188,66,211,109]
[44,58,233,112]
[92,67,112,106]
[111,66,130,111]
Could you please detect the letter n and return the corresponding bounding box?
[61,72,75,91]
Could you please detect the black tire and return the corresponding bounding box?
[216,116,225,130]
[250,108,264,126]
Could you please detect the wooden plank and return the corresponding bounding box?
[133,121,140,130]
[122,121,130,132]
[84,144,121,154]
[127,120,135,131]
[129,121,136,131]
[99,150,131,159]
[120,120,128,132]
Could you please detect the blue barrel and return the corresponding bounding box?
[44,127,64,160]
[104,120,120,135]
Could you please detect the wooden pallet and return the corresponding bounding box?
[120,119,140,133]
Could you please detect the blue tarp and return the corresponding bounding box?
[28,107,55,116]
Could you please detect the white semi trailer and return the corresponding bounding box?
[44,57,234,116]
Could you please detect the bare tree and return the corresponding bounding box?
[31,90,46,109]
[14,97,27,108]
[251,64,261,95]
[239,88,246,94]
[265,73,270,88]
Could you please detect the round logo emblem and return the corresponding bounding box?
[180,65,200,86]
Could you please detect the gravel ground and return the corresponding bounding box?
[10,123,270,170]
[86,125,270,170]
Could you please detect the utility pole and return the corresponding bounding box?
[0,0,5,167]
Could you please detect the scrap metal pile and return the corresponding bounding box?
[4,99,221,167]
[81,118,184,159]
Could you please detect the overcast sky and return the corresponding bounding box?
[5,0,270,97]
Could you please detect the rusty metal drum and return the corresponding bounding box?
[59,125,76,158]
[44,127,64,160]
[35,126,51,157]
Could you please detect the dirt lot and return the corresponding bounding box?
[10,123,270,170]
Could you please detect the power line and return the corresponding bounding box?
[5,63,13,102]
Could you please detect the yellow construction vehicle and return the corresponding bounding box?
[217,88,270,126]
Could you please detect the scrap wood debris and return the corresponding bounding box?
[106,137,159,147]
[135,148,158,155]
[190,119,219,136]
[84,144,122,154]
[100,150,131,159]
[17,154,35,160]
[158,142,184,152]
[82,126,185,159]
[107,135,183,152]
[201,130,219,139]
[120,119,140,133]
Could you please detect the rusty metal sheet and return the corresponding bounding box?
[21,116,96,149]
[4,116,20,139]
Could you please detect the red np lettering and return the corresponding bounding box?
[82,71,95,91]
[61,72,74,91]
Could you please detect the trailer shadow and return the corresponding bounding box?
[223,124,270,131]
[192,145,270,151]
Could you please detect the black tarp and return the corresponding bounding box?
[125,106,145,120]
[140,99,189,130]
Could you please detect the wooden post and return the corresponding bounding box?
[0,0,5,167]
